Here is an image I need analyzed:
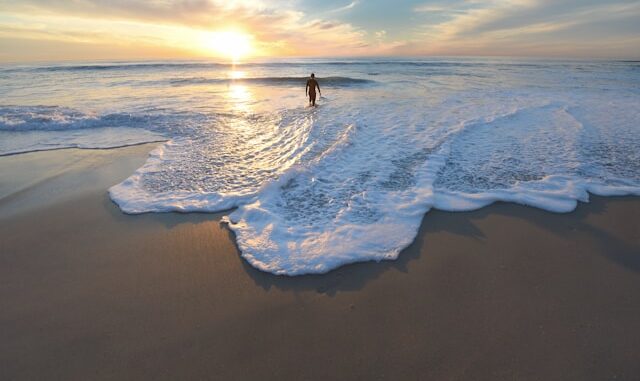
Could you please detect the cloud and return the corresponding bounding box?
[413,1,487,15]
[1,0,638,60]
[328,1,359,13]
[411,0,640,57]
[0,0,379,59]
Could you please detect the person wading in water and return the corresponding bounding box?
[306,73,321,107]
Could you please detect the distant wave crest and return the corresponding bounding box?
[0,106,152,131]
[166,76,375,87]
[3,60,636,74]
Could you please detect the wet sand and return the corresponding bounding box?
[1,145,639,380]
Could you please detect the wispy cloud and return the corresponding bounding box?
[413,1,487,15]
[408,0,640,57]
[328,1,360,13]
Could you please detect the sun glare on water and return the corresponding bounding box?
[200,31,253,62]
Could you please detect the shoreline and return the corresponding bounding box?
[1,145,639,380]
[0,139,169,158]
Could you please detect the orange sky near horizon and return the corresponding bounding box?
[1,0,639,62]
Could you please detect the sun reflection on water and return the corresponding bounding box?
[227,83,253,115]
[229,70,246,79]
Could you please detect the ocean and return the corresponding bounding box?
[1,57,639,275]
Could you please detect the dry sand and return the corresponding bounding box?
[1,144,639,380]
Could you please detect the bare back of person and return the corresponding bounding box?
[305,74,321,106]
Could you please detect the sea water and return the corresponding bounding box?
[1,58,639,274]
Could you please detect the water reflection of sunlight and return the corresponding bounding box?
[224,83,255,138]
[228,84,252,113]
[229,70,246,79]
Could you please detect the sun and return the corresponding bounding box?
[199,31,253,62]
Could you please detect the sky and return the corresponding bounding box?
[0,0,639,62]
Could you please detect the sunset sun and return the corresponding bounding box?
[200,31,253,61]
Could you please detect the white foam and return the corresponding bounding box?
[221,89,639,274]
[109,141,256,213]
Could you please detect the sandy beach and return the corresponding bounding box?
[1,144,639,380]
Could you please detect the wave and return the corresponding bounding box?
[0,105,207,136]
[0,128,166,156]
[0,105,159,132]
[2,62,229,73]
[4,59,616,74]
[165,76,375,87]
[0,61,476,73]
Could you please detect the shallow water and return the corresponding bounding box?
[2,58,639,274]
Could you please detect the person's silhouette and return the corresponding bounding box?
[306,73,321,106]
